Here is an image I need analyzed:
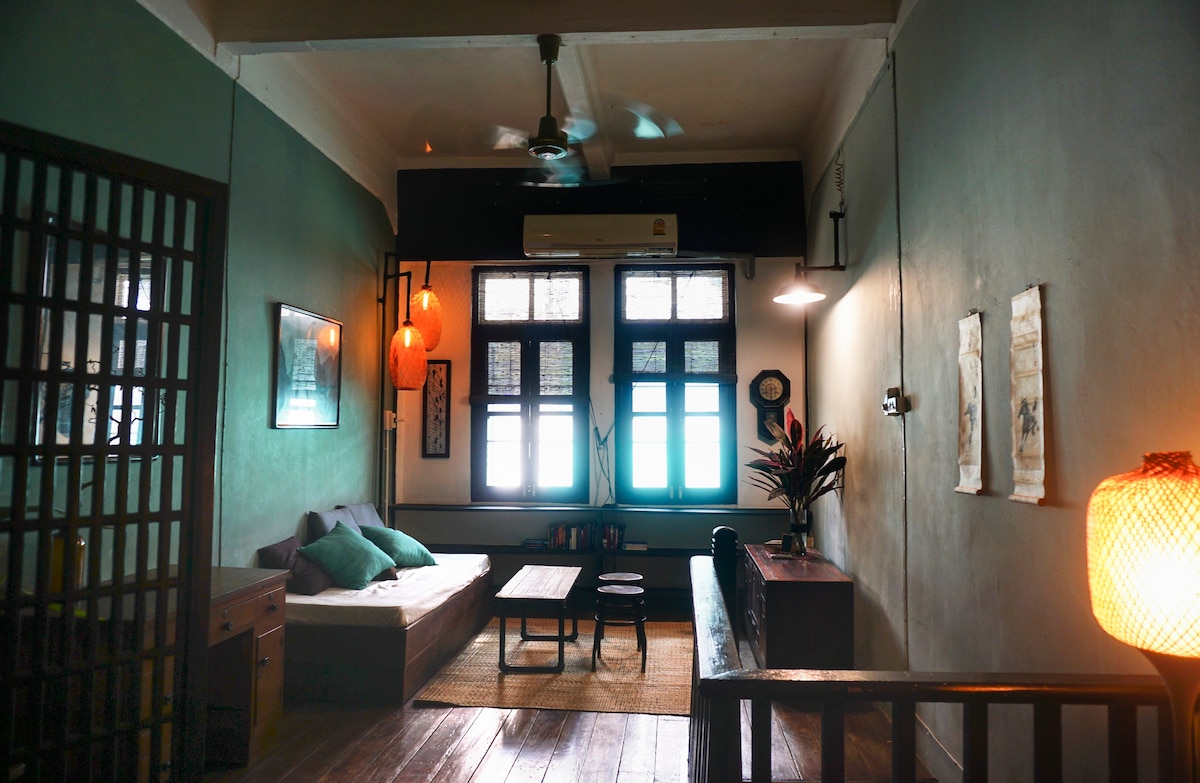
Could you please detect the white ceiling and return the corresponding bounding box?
[137,0,908,229]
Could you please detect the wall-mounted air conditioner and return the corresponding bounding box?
[523,214,678,258]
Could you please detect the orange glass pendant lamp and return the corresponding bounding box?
[1087,451,1200,782]
[409,259,442,351]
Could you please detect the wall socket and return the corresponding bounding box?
[881,387,910,416]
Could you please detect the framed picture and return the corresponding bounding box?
[273,304,342,428]
[422,360,451,458]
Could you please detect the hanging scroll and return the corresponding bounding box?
[956,311,983,494]
[1009,286,1045,504]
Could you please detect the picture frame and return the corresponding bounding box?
[273,304,342,428]
[422,360,451,458]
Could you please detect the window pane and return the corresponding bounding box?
[633,416,667,446]
[632,382,666,413]
[487,442,523,487]
[685,413,721,443]
[487,341,521,395]
[623,274,672,320]
[631,341,666,374]
[685,383,720,412]
[539,341,573,395]
[685,414,721,488]
[533,275,580,322]
[486,413,522,487]
[538,411,574,441]
[481,277,530,321]
[538,441,574,486]
[676,271,726,320]
[487,414,522,442]
[685,442,721,488]
[683,341,719,374]
[632,442,668,487]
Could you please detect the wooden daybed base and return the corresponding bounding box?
[283,567,494,705]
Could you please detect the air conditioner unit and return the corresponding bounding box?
[523,214,678,258]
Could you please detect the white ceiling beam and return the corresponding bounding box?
[211,0,897,52]
[554,43,613,183]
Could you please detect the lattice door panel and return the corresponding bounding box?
[0,122,225,782]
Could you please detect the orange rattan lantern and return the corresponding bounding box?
[410,283,442,351]
[1087,451,1200,782]
[388,319,426,390]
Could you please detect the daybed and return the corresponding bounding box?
[257,503,493,705]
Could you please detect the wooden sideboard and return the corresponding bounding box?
[205,567,289,770]
[742,544,854,669]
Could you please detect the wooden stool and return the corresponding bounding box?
[598,571,643,585]
[591,583,647,672]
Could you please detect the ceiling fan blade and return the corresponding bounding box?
[561,115,596,144]
[609,96,684,140]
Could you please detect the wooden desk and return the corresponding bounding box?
[742,544,854,669]
[205,567,289,769]
[495,565,582,673]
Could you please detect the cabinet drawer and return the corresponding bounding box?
[209,597,258,640]
[210,588,285,641]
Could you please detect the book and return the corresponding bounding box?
[622,541,649,551]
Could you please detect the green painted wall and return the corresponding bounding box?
[218,91,392,565]
[1,0,394,569]
[807,0,1200,777]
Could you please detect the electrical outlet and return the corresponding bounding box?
[881,387,910,416]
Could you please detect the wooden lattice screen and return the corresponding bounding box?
[0,121,226,782]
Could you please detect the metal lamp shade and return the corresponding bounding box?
[389,321,427,390]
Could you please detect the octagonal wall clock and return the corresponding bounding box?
[749,369,791,443]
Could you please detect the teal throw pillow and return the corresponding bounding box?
[360,525,436,568]
[298,521,396,590]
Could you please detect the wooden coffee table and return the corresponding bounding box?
[495,564,582,673]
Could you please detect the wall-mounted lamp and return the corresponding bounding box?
[409,259,442,351]
[380,253,427,390]
[773,209,845,305]
[778,153,848,306]
[1087,451,1200,782]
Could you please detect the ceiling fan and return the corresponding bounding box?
[513,33,683,188]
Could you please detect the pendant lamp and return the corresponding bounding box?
[379,254,428,390]
[409,259,442,351]
[389,317,427,390]
[1087,451,1200,782]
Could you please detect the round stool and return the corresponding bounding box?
[598,571,643,586]
[592,584,647,672]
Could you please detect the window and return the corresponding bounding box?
[614,265,737,504]
[470,267,590,502]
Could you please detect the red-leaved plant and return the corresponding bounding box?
[745,408,846,519]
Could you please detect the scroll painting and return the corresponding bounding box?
[956,312,983,494]
[1009,286,1045,504]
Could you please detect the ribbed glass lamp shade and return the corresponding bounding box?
[1087,451,1200,658]
[773,277,827,305]
[409,285,442,351]
[388,321,427,390]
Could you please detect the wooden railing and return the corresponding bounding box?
[689,551,1172,783]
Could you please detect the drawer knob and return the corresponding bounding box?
[268,603,280,613]
[223,621,234,632]
[259,656,271,667]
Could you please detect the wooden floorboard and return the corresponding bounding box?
[203,698,933,783]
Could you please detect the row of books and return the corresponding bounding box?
[521,522,646,551]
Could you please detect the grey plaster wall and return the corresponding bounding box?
[806,0,1200,777]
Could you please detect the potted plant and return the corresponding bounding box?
[745,408,846,555]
